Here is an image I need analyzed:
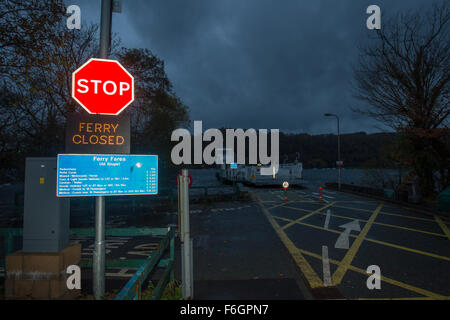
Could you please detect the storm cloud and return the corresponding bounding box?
[69,0,437,134]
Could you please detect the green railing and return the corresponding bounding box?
[0,226,176,300]
[113,227,175,300]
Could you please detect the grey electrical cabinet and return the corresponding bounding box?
[23,158,70,252]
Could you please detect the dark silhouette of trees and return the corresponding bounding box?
[0,0,65,79]
[353,1,449,196]
[117,48,189,172]
[278,131,396,169]
[0,1,189,183]
[0,0,68,180]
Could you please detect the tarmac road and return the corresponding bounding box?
[251,182,450,300]
[2,182,449,300]
[70,200,310,299]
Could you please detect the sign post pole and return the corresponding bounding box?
[181,169,193,299]
[93,0,112,300]
[99,0,112,59]
[93,195,105,299]
[178,173,184,243]
[337,117,341,191]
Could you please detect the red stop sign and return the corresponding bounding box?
[72,58,134,115]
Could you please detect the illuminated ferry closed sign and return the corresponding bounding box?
[56,154,158,197]
[65,113,130,154]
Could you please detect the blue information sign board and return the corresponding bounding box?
[57,154,158,197]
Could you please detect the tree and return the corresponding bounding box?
[0,0,68,180]
[116,48,189,150]
[1,16,100,160]
[0,0,65,79]
[353,1,450,196]
[117,48,189,182]
[0,1,189,183]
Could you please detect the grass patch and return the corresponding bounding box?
[142,280,182,300]
[73,280,182,300]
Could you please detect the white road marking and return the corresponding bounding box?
[324,209,331,229]
[82,247,112,256]
[322,194,335,199]
[106,268,134,278]
[127,243,159,257]
[105,240,129,249]
[334,220,361,249]
[322,246,332,287]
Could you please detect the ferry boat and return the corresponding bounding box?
[216,150,303,187]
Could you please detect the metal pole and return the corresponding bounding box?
[99,0,112,58]
[94,0,112,300]
[181,169,193,299]
[337,116,341,191]
[179,173,184,243]
[93,196,105,299]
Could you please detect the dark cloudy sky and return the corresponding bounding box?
[67,0,438,134]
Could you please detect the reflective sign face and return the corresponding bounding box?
[72,58,134,115]
[56,154,157,197]
[282,181,289,189]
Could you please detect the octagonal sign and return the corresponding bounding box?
[72,58,134,115]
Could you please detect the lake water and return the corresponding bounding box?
[188,168,402,190]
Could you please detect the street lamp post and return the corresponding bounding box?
[324,113,341,191]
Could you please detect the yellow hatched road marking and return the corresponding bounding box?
[434,215,450,241]
[267,201,296,210]
[287,198,320,203]
[316,211,447,238]
[338,200,379,203]
[280,205,315,213]
[296,247,449,299]
[288,201,318,203]
[272,215,450,262]
[333,204,436,222]
[281,202,336,230]
[253,193,323,288]
[400,205,438,216]
[367,238,450,262]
